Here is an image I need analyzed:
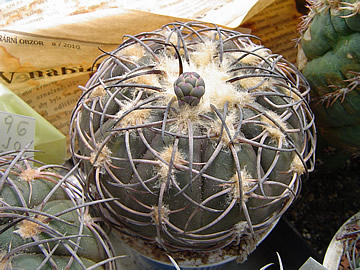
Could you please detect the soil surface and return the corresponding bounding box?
[285,155,360,260]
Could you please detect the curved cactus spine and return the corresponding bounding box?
[0,150,123,270]
[70,22,316,264]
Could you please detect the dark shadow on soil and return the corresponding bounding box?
[285,156,360,260]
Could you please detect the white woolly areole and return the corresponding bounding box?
[157,145,185,182]
[20,168,37,183]
[261,111,288,143]
[151,205,170,225]
[190,40,218,66]
[235,221,248,236]
[291,155,306,175]
[127,72,162,87]
[223,168,256,203]
[14,215,48,239]
[89,85,107,99]
[116,43,146,61]
[209,111,238,146]
[90,144,112,167]
[236,45,271,65]
[115,100,151,128]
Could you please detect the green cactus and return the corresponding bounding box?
[70,22,316,265]
[0,150,120,269]
[297,0,360,157]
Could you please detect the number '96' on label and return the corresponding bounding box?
[0,111,35,152]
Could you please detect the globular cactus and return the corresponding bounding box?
[70,22,316,265]
[0,150,121,269]
[297,0,360,156]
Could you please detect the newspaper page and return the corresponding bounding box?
[0,0,273,28]
[0,0,302,158]
[240,0,302,63]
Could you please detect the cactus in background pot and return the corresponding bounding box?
[323,211,360,270]
[0,150,120,269]
[297,0,360,159]
[70,22,316,266]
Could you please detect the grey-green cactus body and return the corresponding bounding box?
[71,22,315,259]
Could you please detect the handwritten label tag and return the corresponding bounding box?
[0,111,36,153]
